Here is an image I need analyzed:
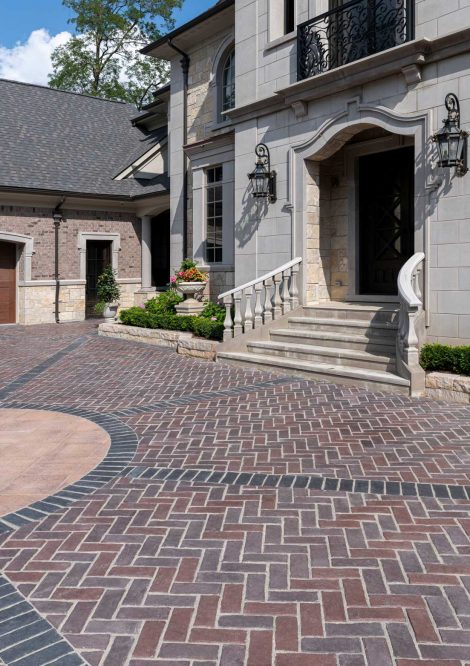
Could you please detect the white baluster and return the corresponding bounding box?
[233,292,243,337]
[289,263,299,309]
[244,286,253,331]
[281,270,291,314]
[254,283,263,329]
[272,273,282,319]
[223,295,233,342]
[263,279,273,322]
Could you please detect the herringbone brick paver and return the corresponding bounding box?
[0,323,469,665]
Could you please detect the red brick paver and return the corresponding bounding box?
[0,323,469,665]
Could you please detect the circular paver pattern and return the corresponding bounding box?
[0,408,110,515]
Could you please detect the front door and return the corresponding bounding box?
[358,146,414,296]
[86,240,111,317]
[152,210,171,288]
[0,242,16,324]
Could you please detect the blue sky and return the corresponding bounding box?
[0,0,214,48]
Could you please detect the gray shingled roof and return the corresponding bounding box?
[0,79,169,199]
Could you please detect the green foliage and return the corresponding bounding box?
[179,258,198,271]
[95,265,120,311]
[49,0,182,107]
[145,290,183,315]
[119,306,223,341]
[199,301,226,323]
[420,343,470,376]
[191,317,224,341]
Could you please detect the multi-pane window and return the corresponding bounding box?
[221,49,235,117]
[284,0,295,34]
[206,166,223,263]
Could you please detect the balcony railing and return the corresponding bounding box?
[297,0,414,81]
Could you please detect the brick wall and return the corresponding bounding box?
[0,205,141,281]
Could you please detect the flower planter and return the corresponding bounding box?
[175,281,207,316]
[102,303,119,321]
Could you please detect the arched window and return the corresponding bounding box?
[220,48,235,119]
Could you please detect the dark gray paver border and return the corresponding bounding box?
[123,464,470,501]
[0,575,85,666]
[0,404,138,534]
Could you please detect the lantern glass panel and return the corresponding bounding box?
[448,134,460,164]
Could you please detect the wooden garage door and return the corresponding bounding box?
[0,242,16,324]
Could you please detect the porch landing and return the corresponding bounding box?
[218,301,411,395]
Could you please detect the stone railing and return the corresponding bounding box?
[218,258,302,342]
[396,252,426,396]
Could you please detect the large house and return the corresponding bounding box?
[142,0,470,395]
[1,0,470,396]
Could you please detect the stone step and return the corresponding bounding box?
[247,340,396,372]
[288,316,398,337]
[303,302,399,324]
[271,328,396,353]
[217,351,410,395]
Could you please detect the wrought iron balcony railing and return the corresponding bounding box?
[297,0,414,81]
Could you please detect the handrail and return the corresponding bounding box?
[396,251,426,396]
[218,257,302,300]
[397,252,424,308]
[218,257,302,342]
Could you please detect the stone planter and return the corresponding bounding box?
[175,281,207,315]
[102,303,119,322]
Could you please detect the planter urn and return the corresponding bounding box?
[175,281,207,315]
[102,303,119,321]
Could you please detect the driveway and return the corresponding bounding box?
[0,322,469,665]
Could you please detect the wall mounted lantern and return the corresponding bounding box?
[433,93,468,176]
[248,143,277,202]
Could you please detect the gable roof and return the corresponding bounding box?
[0,79,169,200]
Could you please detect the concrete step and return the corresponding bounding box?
[288,316,397,337]
[247,340,396,372]
[303,302,399,324]
[271,328,396,353]
[217,351,410,394]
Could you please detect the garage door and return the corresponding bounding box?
[0,242,16,324]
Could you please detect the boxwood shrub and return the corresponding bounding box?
[420,343,470,376]
[119,306,223,341]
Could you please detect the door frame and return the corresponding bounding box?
[77,232,120,280]
[344,133,414,302]
[0,231,34,324]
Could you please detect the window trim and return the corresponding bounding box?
[205,165,224,264]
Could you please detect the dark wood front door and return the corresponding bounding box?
[0,242,16,324]
[151,210,171,288]
[86,240,111,317]
[359,146,414,295]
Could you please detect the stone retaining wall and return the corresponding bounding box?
[425,372,470,404]
[98,323,219,361]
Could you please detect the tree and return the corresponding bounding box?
[49,0,182,108]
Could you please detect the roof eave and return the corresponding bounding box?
[141,0,235,58]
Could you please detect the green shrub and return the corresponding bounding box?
[118,306,222,341]
[94,265,121,313]
[145,290,183,315]
[192,317,224,341]
[199,301,226,323]
[420,343,470,376]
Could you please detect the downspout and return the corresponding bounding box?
[52,198,65,323]
[168,38,190,259]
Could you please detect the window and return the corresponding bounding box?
[284,0,295,34]
[221,49,235,118]
[206,166,223,263]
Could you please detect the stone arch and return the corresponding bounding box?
[289,101,432,304]
[209,34,235,124]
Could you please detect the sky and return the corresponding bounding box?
[0,0,214,85]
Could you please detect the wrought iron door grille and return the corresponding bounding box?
[297,0,414,81]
